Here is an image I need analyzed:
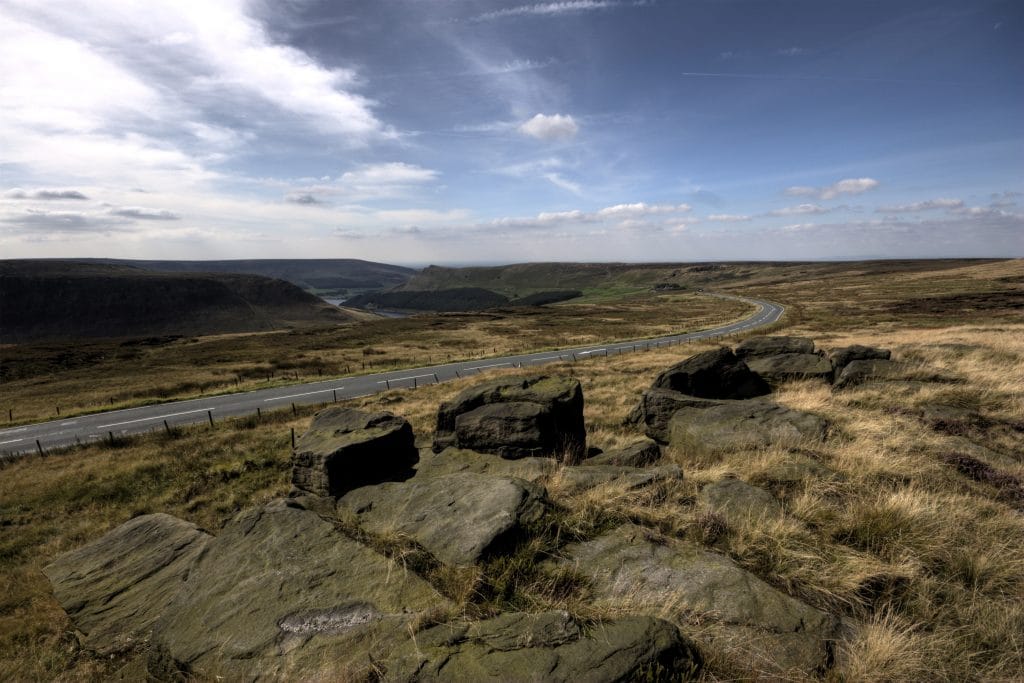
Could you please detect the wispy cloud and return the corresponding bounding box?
[785,178,879,200]
[473,1,617,22]
[706,214,751,222]
[768,203,830,216]
[777,46,807,57]
[4,188,89,200]
[876,198,963,213]
[108,206,181,220]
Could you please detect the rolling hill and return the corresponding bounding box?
[0,260,358,342]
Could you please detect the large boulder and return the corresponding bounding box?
[553,524,837,675]
[833,358,898,390]
[433,376,585,461]
[668,398,828,455]
[44,514,211,655]
[383,610,703,682]
[626,388,726,444]
[828,344,891,374]
[745,353,834,385]
[337,473,548,566]
[151,501,449,680]
[652,347,770,400]
[584,438,662,467]
[735,336,816,358]
[699,478,782,525]
[291,407,417,497]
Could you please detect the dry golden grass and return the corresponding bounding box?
[1,260,1022,680]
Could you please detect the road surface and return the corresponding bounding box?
[0,294,783,457]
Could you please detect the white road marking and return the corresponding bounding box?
[466,362,512,371]
[97,408,211,428]
[264,387,342,401]
[530,355,564,361]
[0,439,24,445]
[578,348,607,355]
[376,374,434,384]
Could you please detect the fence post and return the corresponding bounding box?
[291,403,297,415]
[433,373,439,384]
[257,407,262,420]
[36,440,44,457]
[164,419,172,436]
[333,389,338,402]
[290,428,295,449]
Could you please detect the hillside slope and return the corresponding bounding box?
[0,261,355,342]
[81,258,416,294]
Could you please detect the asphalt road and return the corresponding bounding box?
[0,294,783,457]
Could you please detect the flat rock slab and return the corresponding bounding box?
[627,388,726,444]
[416,447,557,483]
[832,358,899,390]
[828,345,891,374]
[434,375,585,461]
[668,398,828,454]
[699,478,782,525]
[745,353,834,385]
[555,464,682,496]
[735,336,816,358]
[652,347,770,400]
[44,513,212,655]
[383,610,703,682]
[553,524,837,675]
[292,407,417,497]
[338,472,548,566]
[584,439,662,467]
[151,501,448,680]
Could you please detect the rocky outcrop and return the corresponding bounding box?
[151,501,449,680]
[828,344,891,375]
[433,376,585,461]
[626,388,725,444]
[745,353,834,384]
[833,358,898,390]
[338,473,548,566]
[735,335,816,358]
[553,524,837,675]
[584,438,662,467]
[652,347,770,400]
[668,398,828,454]
[43,514,212,655]
[699,478,782,525]
[383,610,703,682]
[291,407,417,497]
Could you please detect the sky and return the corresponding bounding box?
[1,0,1022,264]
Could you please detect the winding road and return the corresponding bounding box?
[0,294,783,457]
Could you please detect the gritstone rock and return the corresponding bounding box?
[150,501,449,680]
[553,524,837,675]
[584,438,662,467]
[382,610,703,682]
[43,514,211,656]
[735,336,816,358]
[291,407,417,497]
[828,344,892,375]
[699,478,783,525]
[744,353,834,385]
[433,375,585,461]
[668,398,828,454]
[651,347,770,400]
[626,388,726,444]
[337,472,547,566]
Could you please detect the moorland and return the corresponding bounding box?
[1,258,1022,681]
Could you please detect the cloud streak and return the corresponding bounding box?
[785,178,879,200]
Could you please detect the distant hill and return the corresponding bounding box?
[344,287,509,312]
[0,261,357,343]
[77,258,416,295]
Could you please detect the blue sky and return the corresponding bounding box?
[1,0,1021,263]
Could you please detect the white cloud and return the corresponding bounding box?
[876,198,964,213]
[768,203,829,216]
[597,203,690,217]
[339,163,438,186]
[108,206,181,220]
[543,173,583,194]
[777,46,806,57]
[785,178,879,200]
[519,113,579,141]
[706,214,751,222]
